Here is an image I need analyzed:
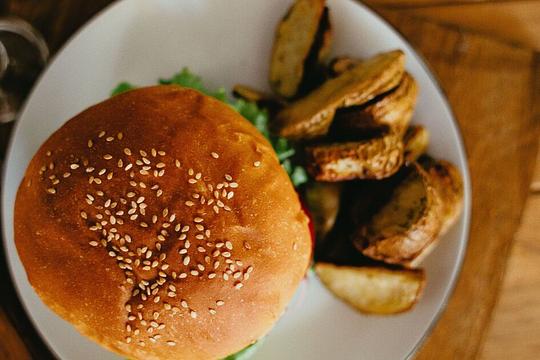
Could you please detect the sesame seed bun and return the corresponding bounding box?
[14,86,311,359]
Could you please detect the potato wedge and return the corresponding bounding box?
[353,163,442,266]
[298,7,333,95]
[315,262,425,314]
[275,50,405,139]
[403,125,430,163]
[305,182,342,243]
[421,157,464,235]
[328,56,360,77]
[232,84,286,114]
[305,131,404,181]
[269,0,327,98]
[332,72,418,136]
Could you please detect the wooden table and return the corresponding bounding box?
[1,1,539,359]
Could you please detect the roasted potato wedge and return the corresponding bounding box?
[275,50,405,140]
[269,0,327,98]
[353,163,442,266]
[403,125,430,163]
[305,182,342,243]
[232,84,286,114]
[305,131,404,181]
[315,262,425,314]
[332,72,418,136]
[421,157,464,235]
[297,7,333,95]
[328,56,360,77]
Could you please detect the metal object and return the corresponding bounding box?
[0,17,49,123]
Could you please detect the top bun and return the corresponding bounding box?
[15,86,311,359]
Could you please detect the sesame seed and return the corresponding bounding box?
[223,273,229,281]
[70,164,79,170]
[254,161,261,167]
[233,271,242,279]
[229,182,238,188]
[183,256,190,266]
[179,272,187,278]
[188,179,197,184]
[167,341,176,346]
[168,292,176,298]
[208,273,216,279]
[46,188,56,194]
[188,168,194,176]
[195,172,202,180]
[158,150,166,156]
[175,160,181,168]
[124,148,132,156]
[190,270,199,276]
[227,192,234,199]
[209,308,217,315]
[181,300,188,308]
[225,241,233,250]
[225,174,232,181]
[88,241,98,247]
[153,296,161,303]
[117,132,123,140]
[190,311,197,318]
[211,152,219,159]
[106,136,114,142]
[216,300,225,306]
[156,162,165,169]
[235,282,244,289]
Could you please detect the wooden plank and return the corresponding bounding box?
[375,11,540,360]
[530,143,540,192]
[0,309,31,360]
[479,193,540,359]
[375,1,540,50]
[363,0,525,9]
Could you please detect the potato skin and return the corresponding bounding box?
[275,50,405,140]
[353,163,443,266]
[305,132,404,181]
[269,0,327,99]
[315,262,426,314]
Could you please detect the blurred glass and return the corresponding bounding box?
[0,17,48,123]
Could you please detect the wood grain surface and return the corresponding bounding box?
[1,0,539,359]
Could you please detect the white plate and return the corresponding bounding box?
[2,0,471,359]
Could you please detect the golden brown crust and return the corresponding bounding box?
[304,182,342,242]
[305,132,404,181]
[14,86,311,360]
[333,73,418,136]
[269,0,327,98]
[275,50,405,140]
[421,158,464,235]
[315,263,425,314]
[353,163,442,266]
[403,125,429,164]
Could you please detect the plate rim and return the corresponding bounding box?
[1,0,472,359]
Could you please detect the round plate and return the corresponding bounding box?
[1,0,471,359]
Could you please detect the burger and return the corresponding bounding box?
[14,86,312,359]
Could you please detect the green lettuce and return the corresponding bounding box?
[111,68,307,187]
